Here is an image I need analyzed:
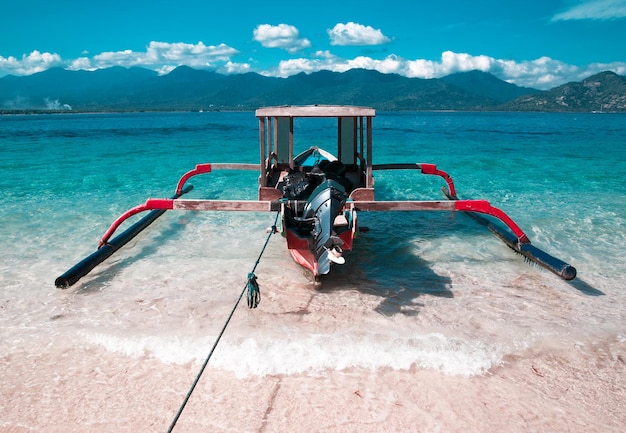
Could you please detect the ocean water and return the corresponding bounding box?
[1,111,624,432]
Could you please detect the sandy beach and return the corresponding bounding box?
[1,271,624,433]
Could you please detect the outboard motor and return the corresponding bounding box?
[302,179,349,274]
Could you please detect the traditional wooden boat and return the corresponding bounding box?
[55,105,576,289]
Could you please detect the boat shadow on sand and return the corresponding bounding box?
[315,212,604,316]
[69,213,603,303]
[317,231,454,318]
[318,241,603,319]
[67,215,197,294]
[566,278,604,296]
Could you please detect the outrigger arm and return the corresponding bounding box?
[55,159,576,288]
[366,162,577,280]
[55,163,260,288]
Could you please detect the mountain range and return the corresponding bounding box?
[1,66,624,113]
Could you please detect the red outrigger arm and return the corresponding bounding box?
[99,163,262,247]
[58,163,259,288]
[96,163,213,248]
[98,198,280,246]
[368,163,528,243]
[372,163,457,198]
[99,197,530,248]
[350,199,530,244]
[174,163,259,194]
[418,163,457,198]
[175,163,212,195]
[100,161,529,247]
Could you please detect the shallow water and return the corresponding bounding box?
[0,111,624,432]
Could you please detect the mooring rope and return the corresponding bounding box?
[167,212,280,432]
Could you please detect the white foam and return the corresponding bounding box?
[81,329,504,378]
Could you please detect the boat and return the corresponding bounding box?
[55,105,576,289]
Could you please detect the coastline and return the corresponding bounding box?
[2,332,623,432]
[3,108,626,116]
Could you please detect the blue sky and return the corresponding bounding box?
[1,0,625,89]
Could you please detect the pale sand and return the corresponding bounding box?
[1,336,624,433]
[2,251,624,432]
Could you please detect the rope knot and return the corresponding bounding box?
[246,272,261,309]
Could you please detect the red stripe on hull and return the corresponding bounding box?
[288,249,319,276]
[284,219,355,277]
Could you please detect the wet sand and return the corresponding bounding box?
[1,339,624,432]
[2,277,624,433]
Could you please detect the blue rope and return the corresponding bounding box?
[167,211,279,432]
[247,272,261,308]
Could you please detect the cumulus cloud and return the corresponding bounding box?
[327,22,391,46]
[0,50,64,75]
[253,24,311,53]
[79,41,240,73]
[552,0,626,21]
[0,40,244,78]
[221,60,251,74]
[69,57,94,71]
[274,50,626,90]
[1,40,624,91]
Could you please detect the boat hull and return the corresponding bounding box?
[283,178,353,277]
[285,223,355,277]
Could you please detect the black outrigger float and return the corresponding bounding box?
[55,105,576,289]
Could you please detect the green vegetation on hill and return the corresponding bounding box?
[500,71,626,112]
[0,67,624,113]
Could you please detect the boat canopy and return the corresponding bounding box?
[255,105,376,201]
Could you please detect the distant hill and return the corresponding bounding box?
[501,71,626,112]
[0,66,159,111]
[0,66,624,112]
[440,70,539,103]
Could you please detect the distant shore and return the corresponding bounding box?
[2,108,625,116]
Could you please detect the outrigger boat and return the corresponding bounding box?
[55,105,576,289]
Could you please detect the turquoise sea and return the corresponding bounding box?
[1,111,624,432]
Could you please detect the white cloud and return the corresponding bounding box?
[552,0,626,21]
[273,50,626,90]
[489,56,581,88]
[327,22,391,46]
[1,42,624,91]
[275,58,325,76]
[81,41,239,73]
[253,24,311,54]
[92,49,137,66]
[441,51,494,73]
[275,54,404,78]
[69,57,95,71]
[404,59,440,79]
[220,61,251,74]
[0,50,64,75]
[1,41,242,78]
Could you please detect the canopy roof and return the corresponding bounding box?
[256,105,375,118]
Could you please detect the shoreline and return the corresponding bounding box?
[1,332,623,432]
[3,109,626,116]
